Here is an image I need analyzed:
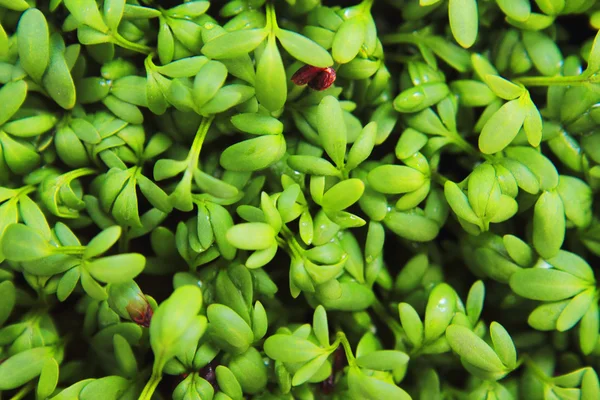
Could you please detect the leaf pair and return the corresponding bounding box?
[2,223,145,301]
[265,306,335,387]
[99,167,171,228]
[510,250,597,353]
[477,70,541,154]
[446,322,517,381]
[444,163,518,234]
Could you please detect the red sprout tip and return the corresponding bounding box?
[291,65,336,91]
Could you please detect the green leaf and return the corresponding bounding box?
[384,210,439,242]
[0,347,54,390]
[322,179,364,211]
[207,304,254,354]
[580,301,599,355]
[37,358,59,400]
[547,250,595,283]
[468,163,501,219]
[86,253,145,283]
[556,288,595,332]
[64,0,109,32]
[231,113,283,136]
[504,147,558,190]
[80,269,108,300]
[202,29,268,59]
[192,60,228,108]
[585,29,600,75]
[216,366,243,399]
[226,222,275,250]
[356,350,409,371]
[313,305,329,347]
[394,83,450,113]
[497,0,531,21]
[0,80,27,126]
[395,253,429,293]
[292,353,329,386]
[288,155,340,176]
[2,224,54,261]
[44,34,76,110]
[399,302,424,348]
[17,8,50,82]
[348,367,411,400]
[444,181,480,226]
[264,334,324,363]
[448,0,478,48]
[84,226,121,259]
[57,267,81,302]
[483,74,525,100]
[556,176,592,229]
[509,268,590,301]
[276,28,333,68]
[347,121,377,170]
[104,0,126,31]
[332,17,365,64]
[466,280,485,326]
[490,322,517,370]
[479,98,527,154]
[150,286,203,365]
[368,165,426,194]
[425,283,457,341]
[522,30,563,76]
[255,36,287,112]
[0,280,16,326]
[220,135,286,172]
[77,376,129,400]
[252,301,268,341]
[528,300,569,331]
[113,334,138,378]
[446,325,506,372]
[533,191,565,259]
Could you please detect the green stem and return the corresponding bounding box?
[448,132,493,161]
[370,297,404,336]
[55,246,87,255]
[138,370,163,400]
[112,32,153,55]
[521,355,552,385]
[335,331,357,367]
[186,117,215,174]
[431,171,449,186]
[16,185,36,199]
[119,228,130,253]
[381,32,419,45]
[512,75,590,87]
[513,67,600,87]
[9,383,34,400]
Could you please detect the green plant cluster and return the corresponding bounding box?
[1,0,600,399]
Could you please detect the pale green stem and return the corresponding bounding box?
[186,117,215,174]
[521,355,552,385]
[513,75,589,87]
[335,331,358,367]
[16,185,36,198]
[138,371,162,400]
[55,245,87,255]
[381,33,420,46]
[9,383,34,400]
[370,297,404,336]
[112,32,153,55]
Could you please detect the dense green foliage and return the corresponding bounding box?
[1,0,600,399]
